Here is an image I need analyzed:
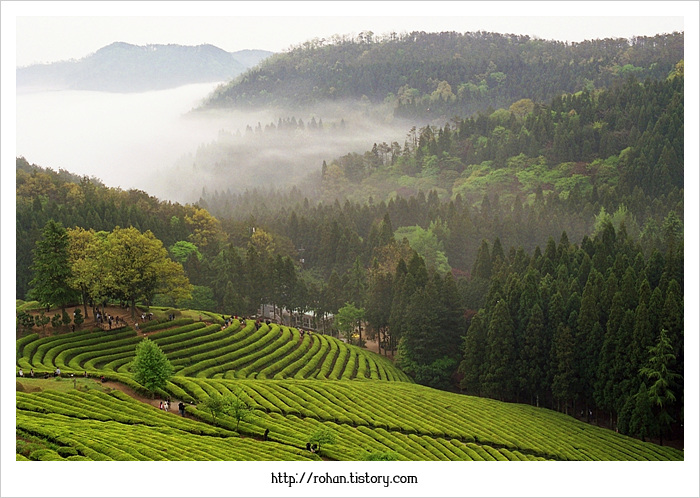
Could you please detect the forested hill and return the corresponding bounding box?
[17,42,273,92]
[201,69,683,266]
[15,157,227,300]
[202,30,683,119]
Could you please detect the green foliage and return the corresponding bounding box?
[394,225,450,273]
[16,300,42,312]
[309,426,336,454]
[640,329,682,443]
[401,356,458,391]
[358,450,399,461]
[35,312,50,332]
[16,311,35,332]
[73,308,84,326]
[176,285,217,312]
[335,303,365,344]
[169,240,202,264]
[201,394,227,424]
[61,310,72,327]
[227,390,254,431]
[28,220,78,311]
[130,338,173,394]
[205,31,681,121]
[104,227,193,315]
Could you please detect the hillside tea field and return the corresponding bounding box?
[16,318,682,462]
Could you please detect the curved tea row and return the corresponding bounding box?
[15,318,412,383]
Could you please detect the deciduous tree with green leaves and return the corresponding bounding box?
[102,227,192,318]
[66,227,103,320]
[335,302,365,345]
[130,338,173,395]
[227,390,253,431]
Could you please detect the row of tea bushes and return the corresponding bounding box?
[166,378,683,461]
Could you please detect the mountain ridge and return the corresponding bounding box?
[17,42,274,92]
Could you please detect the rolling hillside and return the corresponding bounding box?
[202,31,683,119]
[15,310,682,461]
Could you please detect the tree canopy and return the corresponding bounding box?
[29,220,79,312]
[130,338,173,394]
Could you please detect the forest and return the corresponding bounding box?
[16,31,684,446]
[204,30,683,120]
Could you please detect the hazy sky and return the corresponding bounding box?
[7,2,690,67]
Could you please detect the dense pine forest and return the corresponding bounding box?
[16,30,684,447]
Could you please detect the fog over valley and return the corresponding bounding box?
[17,83,224,202]
[17,84,411,204]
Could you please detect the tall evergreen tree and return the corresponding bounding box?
[576,269,604,413]
[522,303,547,406]
[551,324,576,414]
[484,298,516,401]
[459,310,487,395]
[640,328,682,446]
[365,262,394,354]
[29,220,78,313]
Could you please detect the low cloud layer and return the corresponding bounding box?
[17,84,414,205]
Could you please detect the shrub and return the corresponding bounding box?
[73,308,84,326]
[29,448,63,461]
[358,450,399,461]
[57,446,78,457]
[35,312,50,332]
[16,311,35,332]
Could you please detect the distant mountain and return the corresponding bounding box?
[202,31,683,120]
[16,42,274,92]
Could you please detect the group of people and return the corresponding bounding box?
[95,311,121,330]
[17,368,34,377]
[141,312,154,322]
[254,318,278,330]
[158,399,187,417]
[221,315,238,330]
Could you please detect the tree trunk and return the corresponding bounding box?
[81,288,89,319]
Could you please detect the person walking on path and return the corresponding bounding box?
[179,401,185,417]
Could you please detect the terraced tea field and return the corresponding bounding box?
[16,318,411,383]
[15,318,683,461]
